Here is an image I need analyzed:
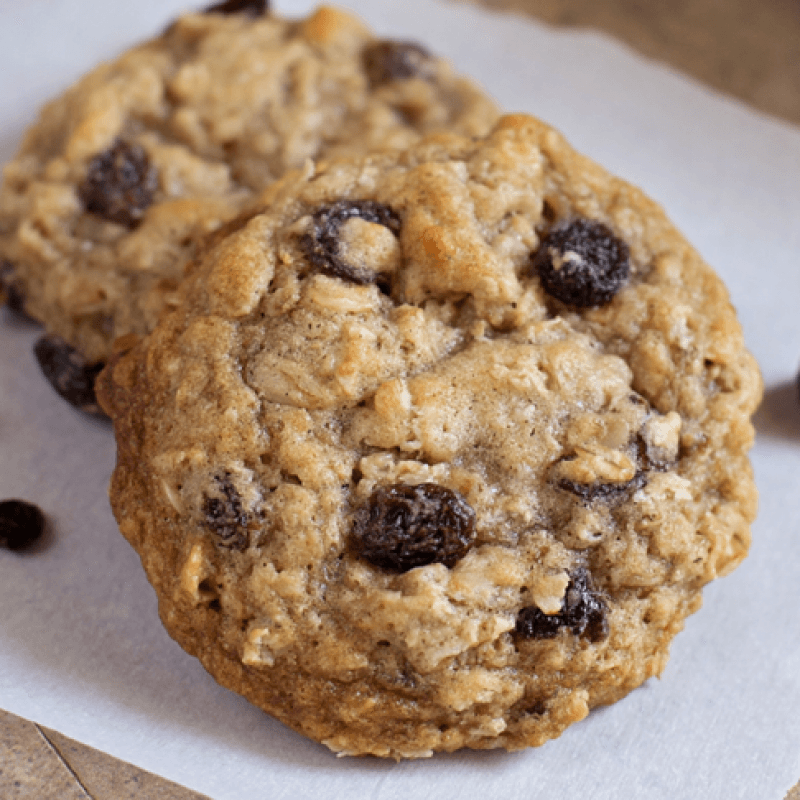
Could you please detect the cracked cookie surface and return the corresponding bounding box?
[0,3,498,366]
[98,114,761,758]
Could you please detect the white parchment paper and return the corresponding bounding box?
[1,1,800,798]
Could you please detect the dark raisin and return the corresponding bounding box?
[557,472,646,504]
[516,568,608,643]
[515,603,565,639]
[352,482,476,573]
[203,0,269,16]
[0,260,29,316]
[299,200,401,287]
[78,140,157,228]
[0,500,46,551]
[33,334,105,415]
[532,218,630,307]
[363,40,435,86]
[202,474,249,550]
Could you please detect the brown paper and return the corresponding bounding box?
[0,709,209,799]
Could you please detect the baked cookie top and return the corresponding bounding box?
[98,114,761,758]
[0,2,498,365]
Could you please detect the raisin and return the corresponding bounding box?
[352,483,476,573]
[299,200,401,288]
[558,472,646,504]
[33,334,105,415]
[0,500,46,551]
[516,568,608,643]
[78,140,157,228]
[203,0,269,16]
[202,474,248,550]
[363,41,435,86]
[532,218,630,307]
[0,260,28,316]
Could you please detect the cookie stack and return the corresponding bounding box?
[0,0,761,758]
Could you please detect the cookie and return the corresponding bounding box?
[0,2,498,377]
[97,114,761,758]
